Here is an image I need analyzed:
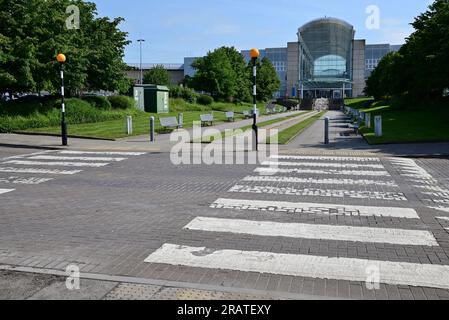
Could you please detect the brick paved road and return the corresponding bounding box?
[1,146,449,300]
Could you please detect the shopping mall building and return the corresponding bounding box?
[127,17,401,99]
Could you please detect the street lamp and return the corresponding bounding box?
[137,39,145,84]
[56,53,68,146]
[250,48,260,151]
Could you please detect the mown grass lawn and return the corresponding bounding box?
[195,112,306,143]
[23,111,235,140]
[21,100,271,140]
[345,98,449,144]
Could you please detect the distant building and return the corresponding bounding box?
[126,63,184,85]
[128,18,402,98]
[365,44,402,78]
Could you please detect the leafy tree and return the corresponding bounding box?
[143,65,171,86]
[365,0,449,102]
[0,0,130,95]
[191,47,238,101]
[251,57,281,102]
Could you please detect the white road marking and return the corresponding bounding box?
[3,160,109,168]
[229,185,407,201]
[59,150,146,156]
[211,198,420,219]
[145,244,449,290]
[185,217,438,246]
[0,189,14,195]
[0,176,54,185]
[416,185,449,193]
[262,161,385,170]
[437,217,449,222]
[242,176,399,187]
[255,167,391,177]
[1,150,54,161]
[0,167,82,175]
[431,207,449,214]
[29,155,127,162]
[271,155,380,162]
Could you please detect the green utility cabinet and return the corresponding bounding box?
[133,85,170,114]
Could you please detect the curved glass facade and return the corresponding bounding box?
[295,18,356,98]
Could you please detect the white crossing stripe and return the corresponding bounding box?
[243,176,399,187]
[185,217,438,246]
[1,150,54,161]
[59,150,146,156]
[229,185,407,201]
[0,176,53,185]
[211,198,420,219]
[29,155,127,162]
[0,189,14,195]
[271,155,380,162]
[145,243,449,290]
[3,160,109,168]
[255,167,391,177]
[431,207,449,214]
[437,217,449,222]
[0,167,82,175]
[262,161,385,170]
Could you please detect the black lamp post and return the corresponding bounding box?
[56,53,67,146]
[250,48,260,151]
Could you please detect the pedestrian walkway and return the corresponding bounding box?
[143,154,449,299]
[282,110,449,157]
[0,150,147,196]
[122,111,305,145]
[287,110,368,150]
[1,109,449,156]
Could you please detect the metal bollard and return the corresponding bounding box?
[375,116,383,137]
[324,117,330,145]
[150,116,155,142]
[178,113,183,129]
[126,116,133,135]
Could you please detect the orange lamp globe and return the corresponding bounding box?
[249,48,260,59]
[56,54,66,63]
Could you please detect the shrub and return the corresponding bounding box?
[108,95,136,109]
[197,94,214,106]
[168,85,198,103]
[169,98,209,112]
[276,98,300,109]
[0,95,58,116]
[0,97,144,133]
[82,95,112,110]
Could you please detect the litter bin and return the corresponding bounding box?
[133,84,170,114]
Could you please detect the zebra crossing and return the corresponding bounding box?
[145,155,449,294]
[0,150,147,194]
[391,157,449,215]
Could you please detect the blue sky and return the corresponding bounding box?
[93,0,432,64]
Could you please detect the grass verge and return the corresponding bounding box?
[194,112,307,143]
[345,98,449,144]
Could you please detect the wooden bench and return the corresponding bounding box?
[200,114,214,127]
[159,117,179,131]
[225,111,235,122]
[243,110,252,119]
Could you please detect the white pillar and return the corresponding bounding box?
[375,116,383,137]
